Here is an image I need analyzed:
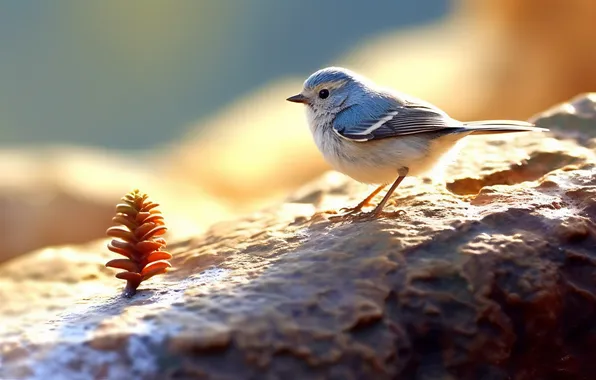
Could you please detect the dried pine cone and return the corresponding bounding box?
[106,189,172,297]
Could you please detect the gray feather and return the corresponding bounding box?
[331,83,548,142]
[337,104,460,141]
[462,120,548,135]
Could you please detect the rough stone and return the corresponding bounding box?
[1,94,596,379]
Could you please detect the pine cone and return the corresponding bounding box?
[106,189,172,297]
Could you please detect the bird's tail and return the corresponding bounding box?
[462,120,548,135]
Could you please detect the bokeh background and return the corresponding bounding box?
[1,0,596,262]
[0,1,447,149]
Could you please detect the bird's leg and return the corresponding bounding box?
[370,167,409,218]
[339,184,387,215]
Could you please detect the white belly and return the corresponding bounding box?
[312,124,467,184]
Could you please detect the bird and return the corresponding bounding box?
[286,67,548,219]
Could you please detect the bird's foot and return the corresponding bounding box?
[327,208,405,222]
[324,203,368,221]
[336,198,377,214]
[338,205,365,215]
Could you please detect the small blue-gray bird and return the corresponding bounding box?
[287,67,547,218]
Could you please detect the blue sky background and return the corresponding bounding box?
[0,1,448,149]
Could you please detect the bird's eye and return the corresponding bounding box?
[318,89,329,99]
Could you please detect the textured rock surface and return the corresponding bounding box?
[1,94,596,379]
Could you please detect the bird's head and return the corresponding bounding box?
[286,67,365,114]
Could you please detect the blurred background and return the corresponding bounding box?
[1,0,596,262]
[0,1,447,149]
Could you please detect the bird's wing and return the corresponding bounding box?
[333,101,461,142]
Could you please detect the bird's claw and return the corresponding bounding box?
[338,206,363,215]
[327,208,406,222]
[338,200,376,214]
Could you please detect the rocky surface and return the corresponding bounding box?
[1,94,596,379]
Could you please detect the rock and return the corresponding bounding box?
[531,93,596,146]
[1,94,596,379]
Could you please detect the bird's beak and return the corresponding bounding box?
[286,94,309,104]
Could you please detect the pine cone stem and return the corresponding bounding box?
[123,279,140,298]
